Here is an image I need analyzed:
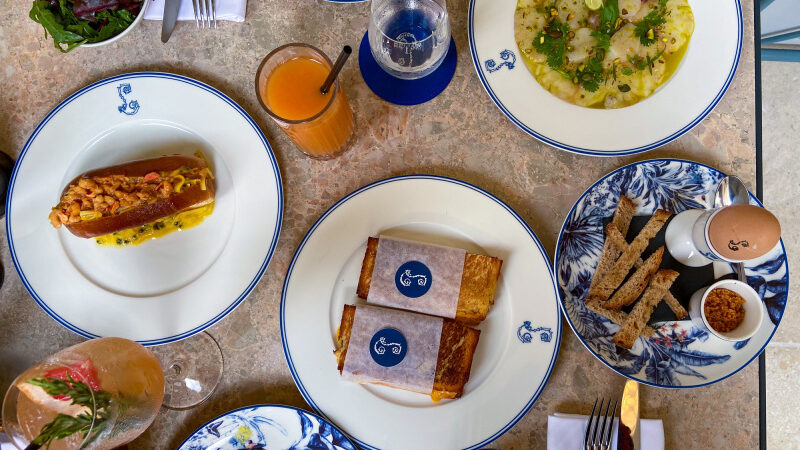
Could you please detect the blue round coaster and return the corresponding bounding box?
[358,32,457,106]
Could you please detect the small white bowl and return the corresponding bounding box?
[82,2,149,49]
[689,279,764,341]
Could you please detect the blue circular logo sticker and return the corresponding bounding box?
[395,261,432,298]
[369,328,408,367]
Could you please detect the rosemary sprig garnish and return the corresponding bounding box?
[26,375,112,449]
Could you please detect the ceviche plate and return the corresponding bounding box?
[6,72,283,345]
[555,159,788,387]
[468,0,742,156]
[281,175,560,449]
[177,404,356,450]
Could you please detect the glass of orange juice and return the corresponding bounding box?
[255,44,356,160]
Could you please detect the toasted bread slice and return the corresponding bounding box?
[586,299,655,337]
[335,305,481,400]
[589,196,636,292]
[589,210,671,302]
[612,270,680,349]
[603,247,664,310]
[607,229,689,319]
[357,237,502,325]
[663,291,689,319]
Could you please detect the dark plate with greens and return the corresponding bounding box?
[30,0,145,53]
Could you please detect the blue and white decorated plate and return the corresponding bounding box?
[468,0,742,156]
[281,175,561,449]
[177,404,356,450]
[555,159,788,388]
[5,72,283,345]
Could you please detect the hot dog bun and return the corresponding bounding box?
[57,155,215,239]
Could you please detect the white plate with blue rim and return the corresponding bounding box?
[555,159,788,387]
[281,175,561,449]
[5,72,283,345]
[468,0,742,156]
[177,404,357,450]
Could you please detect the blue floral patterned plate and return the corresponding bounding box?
[555,159,788,388]
[177,404,356,450]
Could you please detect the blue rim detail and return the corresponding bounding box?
[175,404,358,449]
[467,1,744,156]
[5,72,284,346]
[553,158,789,388]
[280,174,562,450]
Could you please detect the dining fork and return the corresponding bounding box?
[583,398,618,450]
[193,0,217,29]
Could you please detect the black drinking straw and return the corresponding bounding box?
[320,45,352,95]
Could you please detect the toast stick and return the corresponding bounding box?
[612,270,680,349]
[590,210,671,302]
[586,299,656,337]
[588,196,636,293]
[662,291,688,319]
[606,229,688,319]
[604,247,664,310]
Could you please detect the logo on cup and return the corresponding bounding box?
[395,261,432,298]
[370,328,407,367]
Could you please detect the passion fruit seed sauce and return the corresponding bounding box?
[94,203,214,248]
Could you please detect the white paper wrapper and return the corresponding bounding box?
[367,237,466,319]
[342,305,443,394]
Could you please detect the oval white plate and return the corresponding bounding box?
[6,72,283,345]
[468,0,742,156]
[281,175,560,449]
[555,159,788,387]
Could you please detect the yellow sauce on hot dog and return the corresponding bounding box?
[94,203,214,248]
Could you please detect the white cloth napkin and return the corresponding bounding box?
[144,0,247,22]
[547,413,664,450]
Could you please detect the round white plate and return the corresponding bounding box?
[281,175,561,449]
[6,72,283,345]
[468,0,742,156]
[555,159,788,388]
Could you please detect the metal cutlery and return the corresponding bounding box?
[193,0,217,29]
[584,397,618,450]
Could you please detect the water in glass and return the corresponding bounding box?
[369,0,450,80]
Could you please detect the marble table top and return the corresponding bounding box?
[0,0,759,448]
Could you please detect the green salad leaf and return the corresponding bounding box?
[29,0,137,53]
[30,1,87,52]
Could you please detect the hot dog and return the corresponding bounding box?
[49,155,215,239]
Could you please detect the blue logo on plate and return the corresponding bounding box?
[395,261,432,298]
[370,328,407,367]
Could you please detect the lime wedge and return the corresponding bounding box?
[585,0,603,10]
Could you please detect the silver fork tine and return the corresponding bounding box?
[210,0,216,28]
[193,0,200,28]
[205,0,212,28]
[602,399,619,450]
[598,399,613,450]
[592,399,606,450]
[584,398,599,450]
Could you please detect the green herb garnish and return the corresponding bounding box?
[634,0,671,47]
[533,18,571,70]
[591,30,611,51]
[27,375,112,449]
[575,52,606,92]
[599,0,620,35]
